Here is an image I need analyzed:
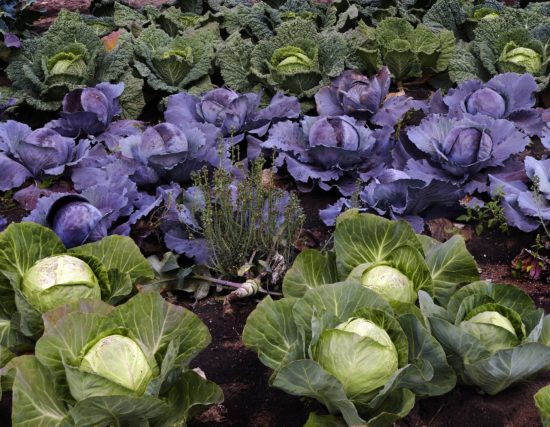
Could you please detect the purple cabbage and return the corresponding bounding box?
[117,121,226,185]
[488,157,550,232]
[0,120,89,191]
[430,73,544,136]
[158,184,209,264]
[404,114,530,194]
[315,67,424,127]
[3,33,20,48]
[165,89,300,144]
[46,82,124,138]
[259,115,388,196]
[320,169,462,232]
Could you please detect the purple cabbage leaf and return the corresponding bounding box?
[320,169,462,232]
[0,120,89,191]
[165,88,300,144]
[117,122,227,185]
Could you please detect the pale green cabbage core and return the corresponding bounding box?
[271,46,313,73]
[21,255,101,313]
[47,43,88,77]
[460,310,520,354]
[314,318,398,399]
[161,46,194,62]
[499,43,542,74]
[80,334,153,394]
[362,265,416,304]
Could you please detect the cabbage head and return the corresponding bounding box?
[0,222,154,346]
[282,211,478,306]
[313,317,399,398]
[362,265,416,304]
[134,23,220,94]
[448,8,550,87]
[21,254,101,313]
[2,293,223,426]
[420,281,550,394]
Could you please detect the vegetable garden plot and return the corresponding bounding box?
[1,0,550,426]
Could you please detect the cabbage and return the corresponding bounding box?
[21,254,101,312]
[459,310,519,353]
[80,334,154,395]
[313,318,399,398]
[362,265,417,304]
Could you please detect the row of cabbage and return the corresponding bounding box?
[3,207,550,426]
[1,0,550,113]
[243,210,550,426]
[0,67,549,263]
[0,221,223,426]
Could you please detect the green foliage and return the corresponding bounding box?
[456,196,509,236]
[448,7,550,87]
[535,385,550,427]
[134,23,220,94]
[346,17,455,81]
[243,281,456,425]
[219,18,347,101]
[420,281,550,395]
[0,222,153,350]
[283,210,478,309]
[194,157,304,280]
[5,11,136,112]
[2,293,222,426]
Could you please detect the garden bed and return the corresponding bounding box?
[2,1,550,426]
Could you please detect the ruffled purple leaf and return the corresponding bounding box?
[262,116,386,196]
[157,184,209,264]
[319,198,356,226]
[0,216,6,232]
[541,109,550,150]
[489,170,540,232]
[361,169,462,232]
[165,89,300,144]
[524,156,550,198]
[117,121,225,185]
[96,120,146,151]
[3,33,20,48]
[0,154,32,191]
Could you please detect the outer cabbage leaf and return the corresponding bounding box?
[535,385,550,427]
[346,18,455,81]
